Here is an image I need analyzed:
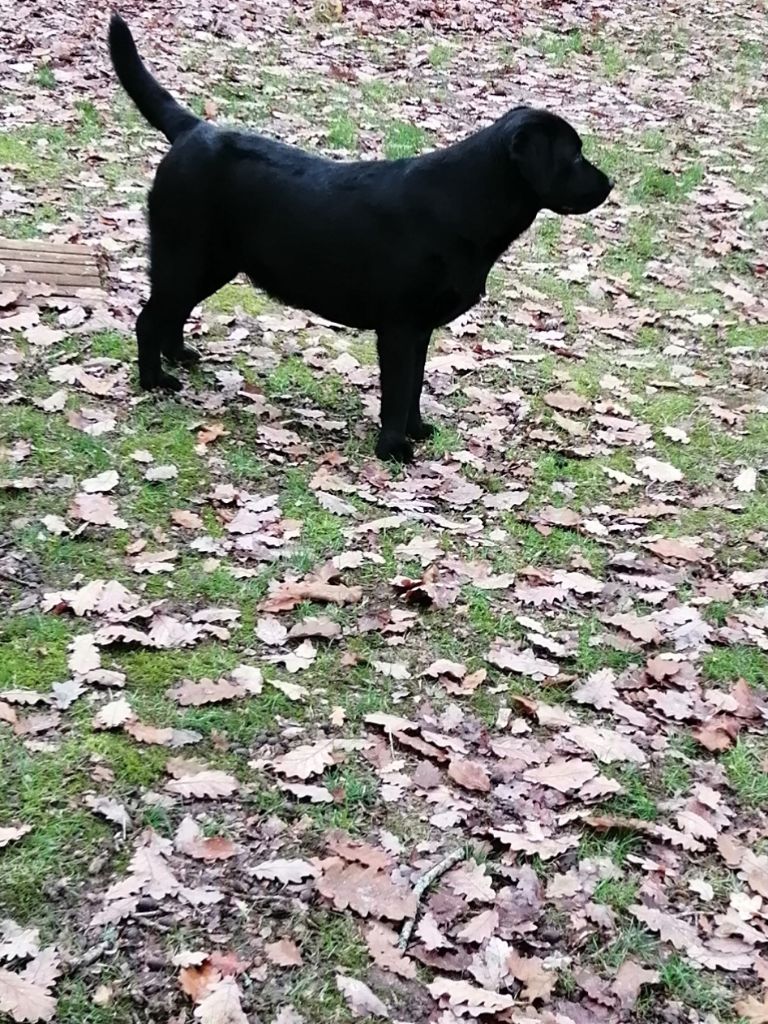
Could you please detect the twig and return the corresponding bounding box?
[398,846,466,951]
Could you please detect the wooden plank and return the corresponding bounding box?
[0,236,108,296]
[1,260,101,279]
[0,237,92,255]
[0,249,97,267]
[2,271,103,289]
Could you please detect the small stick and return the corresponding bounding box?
[398,846,466,951]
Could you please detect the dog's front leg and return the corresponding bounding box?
[375,327,418,463]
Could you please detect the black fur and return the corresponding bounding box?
[108,13,613,461]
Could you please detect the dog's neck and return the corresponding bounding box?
[418,127,541,258]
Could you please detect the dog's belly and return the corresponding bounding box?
[243,250,488,331]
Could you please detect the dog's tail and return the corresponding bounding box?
[108,13,200,143]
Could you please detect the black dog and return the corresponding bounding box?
[108,14,612,461]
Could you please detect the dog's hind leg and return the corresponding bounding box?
[137,232,234,390]
[406,330,435,442]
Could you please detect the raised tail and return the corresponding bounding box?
[108,13,200,143]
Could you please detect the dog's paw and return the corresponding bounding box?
[140,370,183,393]
[166,345,200,368]
[376,431,414,463]
[407,419,436,441]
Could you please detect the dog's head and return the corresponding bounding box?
[507,108,612,215]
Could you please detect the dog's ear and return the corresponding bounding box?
[509,120,558,199]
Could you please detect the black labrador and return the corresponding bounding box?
[108,14,612,461]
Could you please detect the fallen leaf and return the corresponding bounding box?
[144,463,178,482]
[194,978,248,1024]
[447,860,494,903]
[167,678,245,707]
[69,493,127,529]
[271,740,336,780]
[612,960,660,1010]
[81,470,119,494]
[252,859,319,884]
[165,761,239,799]
[630,904,700,950]
[180,962,222,1003]
[68,633,101,675]
[260,579,362,612]
[733,467,757,492]
[635,456,683,483]
[0,826,32,848]
[524,758,598,792]
[365,923,416,979]
[93,697,133,730]
[644,537,713,562]
[447,757,491,793]
[506,949,554,1003]
[335,975,389,1019]
[175,816,238,861]
[265,939,303,967]
[317,858,417,920]
[0,967,56,1023]
[427,977,515,1014]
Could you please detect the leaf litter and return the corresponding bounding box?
[1,0,768,1021]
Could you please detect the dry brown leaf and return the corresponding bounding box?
[447,860,494,903]
[68,493,127,528]
[92,697,133,730]
[736,993,768,1023]
[335,974,389,1019]
[630,904,699,950]
[252,859,319,884]
[171,509,205,530]
[84,795,131,830]
[447,757,491,793]
[256,616,289,646]
[635,456,683,483]
[0,826,32,848]
[271,740,336,780]
[506,949,554,1003]
[0,967,57,1023]
[455,909,499,944]
[265,939,303,968]
[486,643,558,678]
[524,758,598,793]
[81,470,119,495]
[165,761,239,799]
[644,537,713,562]
[566,724,647,765]
[179,962,222,1003]
[277,782,333,803]
[692,716,742,751]
[175,816,238,861]
[544,389,588,412]
[167,678,245,707]
[417,912,453,952]
[365,923,417,979]
[0,923,39,962]
[194,978,248,1024]
[571,668,617,709]
[606,613,661,644]
[427,977,515,1014]
[612,960,660,1010]
[68,633,100,676]
[317,858,417,920]
[733,466,757,492]
[260,580,362,612]
[326,832,392,870]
